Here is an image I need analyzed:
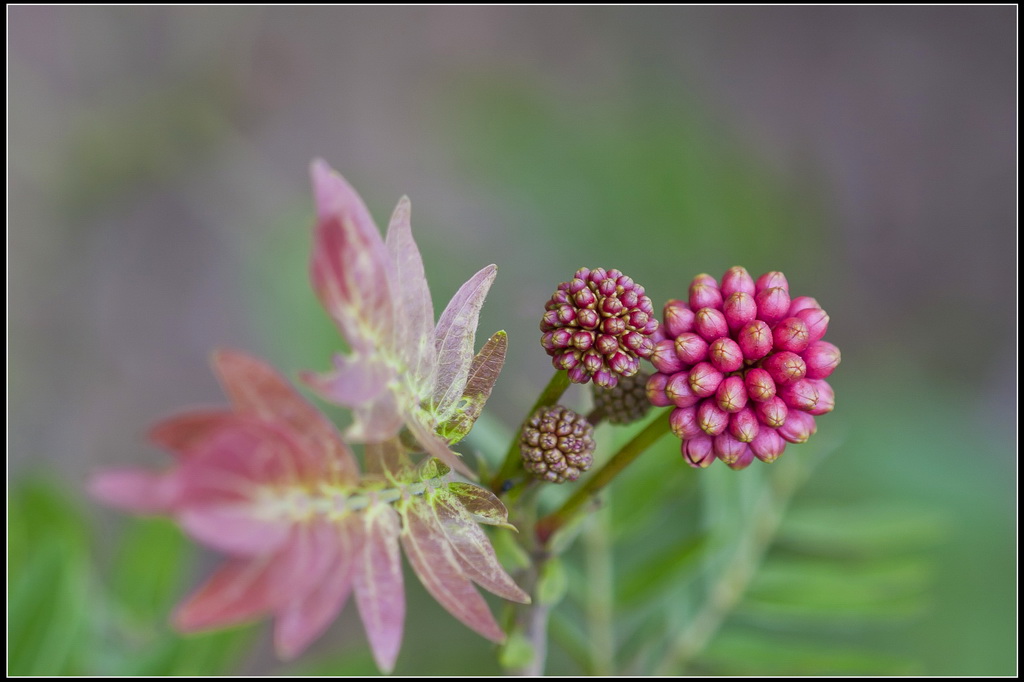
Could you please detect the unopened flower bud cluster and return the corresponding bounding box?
[646,267,840,469]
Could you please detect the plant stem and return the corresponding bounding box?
[535,411,671,546]
[584,505,616,675]
[490,370,571,494]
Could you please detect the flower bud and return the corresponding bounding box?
[806,379,835,415]
[755,270,789,295]
[779,378,819,412]
[787,295,820,316]
[755,286,791,325]
[737,320,773,361]
[744,367,776,402]
[729,406,760,443]
[689,280,723,311]
[663,300,694,338]
[779,410,816,444]
[665,371,701,408]
[803,341,841,379]
[715,375,748,413]
[750,426,786,462]
[567,365,589,384]
[670,406,703,439]
[691,273,718,288]
[721,266,755,297]
[689,362,724,398]
[694,307,728,341]
[682,435,715,468]
[714,432,749,465]
[772,316,811,353]
[756,396,788,428]
[763,351,806,385]
[723,291,757,331]
[697,399,729,436]
[709,337,744,373]
[650,339,686,374]
[645,372,672,407]
[724,446,756,470]
[674,332,708,365]
[593,369,618,389]
[795,307,829,343]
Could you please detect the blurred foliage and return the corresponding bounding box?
[9,479,254,676]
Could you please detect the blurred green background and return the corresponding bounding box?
[9,7,1015,676]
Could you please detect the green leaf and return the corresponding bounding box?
[616,532,709,605]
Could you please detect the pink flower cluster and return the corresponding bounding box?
[646,267,840,469]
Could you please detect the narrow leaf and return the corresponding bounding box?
[147,409,236,457]
[432,264,497,416]
[173,557,277,631]
[399,498,505,642]
[88,469,180,515]
[437,331,507,444]
[385,196,436,392]
[353,504,404,674]
[406,417,477,480]
[433,495,530,603]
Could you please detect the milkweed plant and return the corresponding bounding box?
[91,160,841,675]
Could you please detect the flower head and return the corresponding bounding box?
[519,405,595,483]
[591,370,653,425]
[539,267,658,388]
[650,268,840,469]
[302,160,504,477]
[90,351,527,672]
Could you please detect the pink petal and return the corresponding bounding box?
[433,496,530,603]
[309,159,394,356]
[353,504,405,674]
[212,350,360,485]
[400,498,505,642]
[88,469,180,514]
[147,409,236,457]
[173,556,278,631]
[406,417,476,480]
[274,517,362,659]
[432,264,497,419]
[384,196,436,390]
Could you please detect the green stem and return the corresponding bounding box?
[490,370,571,494]
[536,410,671,545]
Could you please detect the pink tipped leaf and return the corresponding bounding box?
[399,498,506,642]
[309,160,395,355]
[174,556,279,631]
[212,349,359,484]
[384,196,436,393]
[353,504,405,674]
[274,516,361,659]
[88,469,180,514]
[147,409,236,457]
[432,495,530,603]
[432,264,498,420]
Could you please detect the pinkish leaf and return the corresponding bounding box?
[309,160,394,356]
[433,495,530,603]
[274,517,361,659]
[432,264,497,418]
[406,417,476,480]
[178,504,291,557]
[385,196,436,393]
[437,331,507,444]
[346,392,405,443]
[147,409,236,457]
[212,349,359,485]
[399,498,505,643]
[364,438,413,478]
[174,556,278,631]
[448,481,514,529]
[87,469,180,514]
[298,352,390,407]
[353,504,405,674]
